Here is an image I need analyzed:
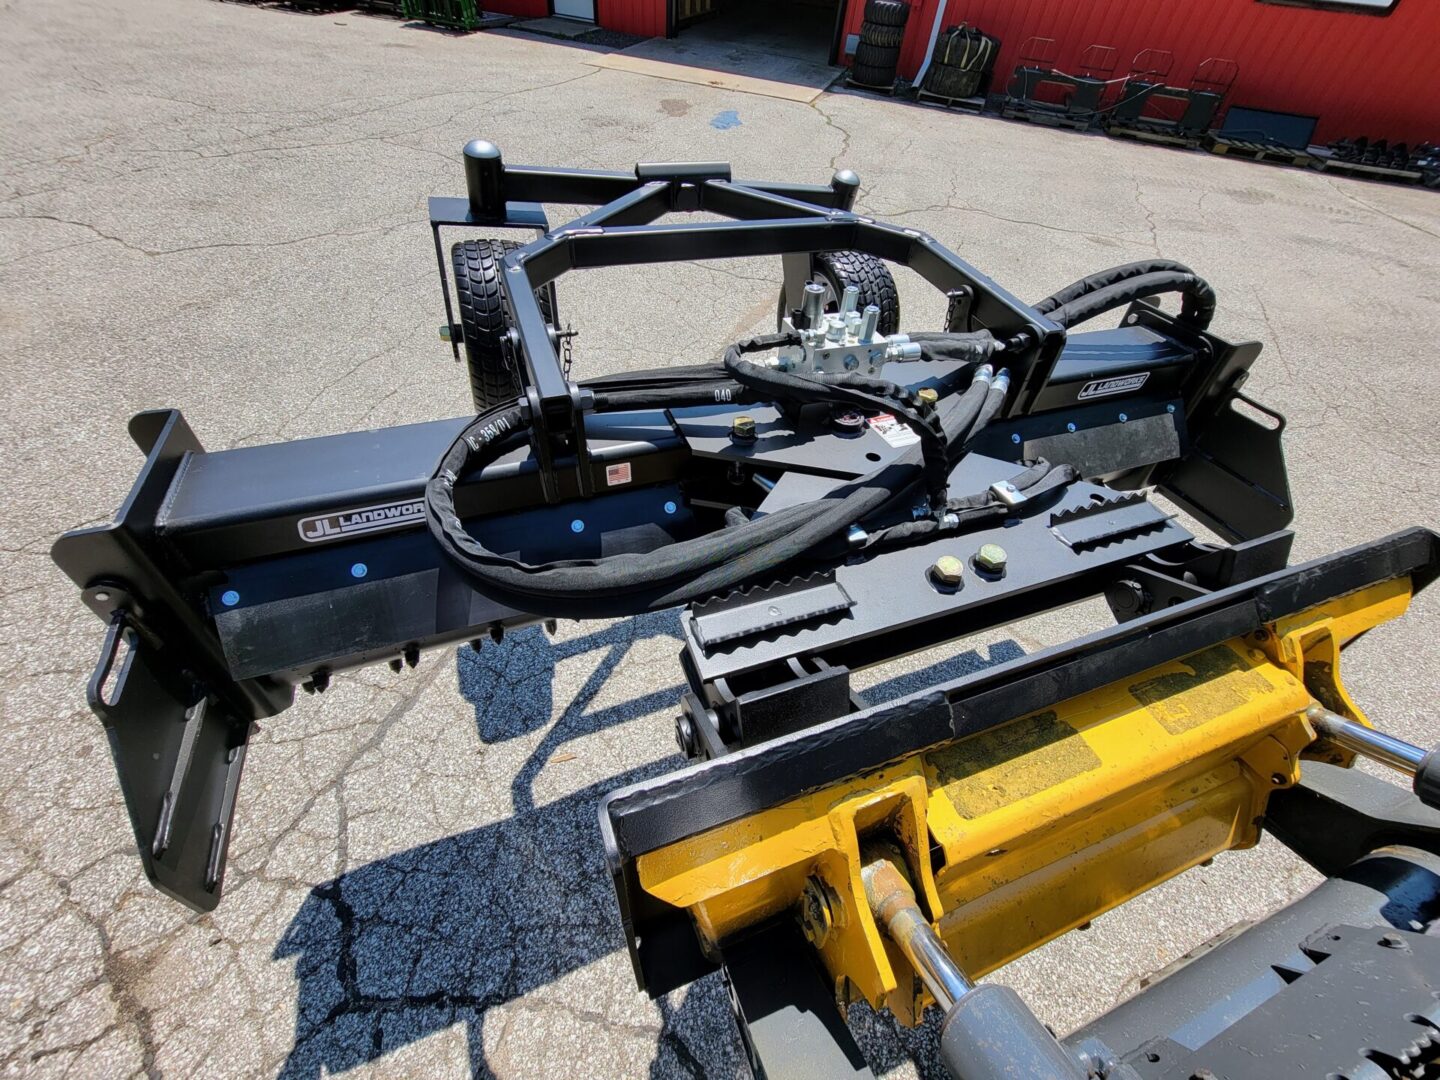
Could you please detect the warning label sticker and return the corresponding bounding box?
[867,413,920,448]
[606,462,633,487]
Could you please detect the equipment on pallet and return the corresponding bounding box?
[1316,135,1437,186]
[919,24,999,105]
[999,38,1117,132]
[1206,105,1319,167]
[1104,53,1238,149]
[52,143,1440,1078]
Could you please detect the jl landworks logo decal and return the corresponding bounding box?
[297,499,425,543]
[1078,372,1150,400]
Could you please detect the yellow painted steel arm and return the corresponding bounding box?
[635,579,1412,1025]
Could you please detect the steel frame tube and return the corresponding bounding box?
[1307,705,1425,774]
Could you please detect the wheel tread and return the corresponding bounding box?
[451,239,554,412]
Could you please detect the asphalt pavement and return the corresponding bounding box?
[2,1,1439,1076]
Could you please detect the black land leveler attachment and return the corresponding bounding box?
[53,144,1440,1079]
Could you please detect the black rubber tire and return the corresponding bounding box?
[851,62,898,88]
[451,239,557,413]
[859,20,904,48]
[775,250,900,335]
[864,0,909,27]
[854,40,900,70]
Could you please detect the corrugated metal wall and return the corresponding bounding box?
[485,0,664,31]
[838,0,1439,143]
[599,0,668,37]
[486,0,548,17]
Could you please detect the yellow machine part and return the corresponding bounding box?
[634,578,1413,1024]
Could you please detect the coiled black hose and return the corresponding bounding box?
[425,332,1028,619]
[1036,259,1217,330]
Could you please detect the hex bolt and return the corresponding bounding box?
[731,414,757,442]
[931,555,965,588]
[439,325,453,342]
[844,310,862,338]
[860,303,880,342]
[916,387,939,410]
[1380,932,1408,949]
[975,543,1008,575]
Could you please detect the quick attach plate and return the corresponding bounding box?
[682,454,1192,689]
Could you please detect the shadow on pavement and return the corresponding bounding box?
[273,611,1024,1077]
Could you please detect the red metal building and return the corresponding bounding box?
[487,0,1440,144]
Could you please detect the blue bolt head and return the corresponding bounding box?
[1066,422,1077,433]
[1166,404,1176,414]
[1010,433,1021,445]
[350,562,368,579]
[1118,413,1129,423]
[220,589,240,607]
[663,500,677,515]
[571,519,585,533]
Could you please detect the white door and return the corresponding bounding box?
[552,0,595,20]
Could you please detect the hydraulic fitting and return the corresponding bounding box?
[802,282,826,326]
[859,304,880,342]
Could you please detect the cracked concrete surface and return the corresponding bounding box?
[2,0,1439,1076]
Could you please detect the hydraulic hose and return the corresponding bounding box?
[1034,259,1197,314]
[721,334,951,500]
[1036,260,1217,330]
[424,331,1072,619]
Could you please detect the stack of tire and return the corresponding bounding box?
[921,24,999,101]
[851,0,909,90]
